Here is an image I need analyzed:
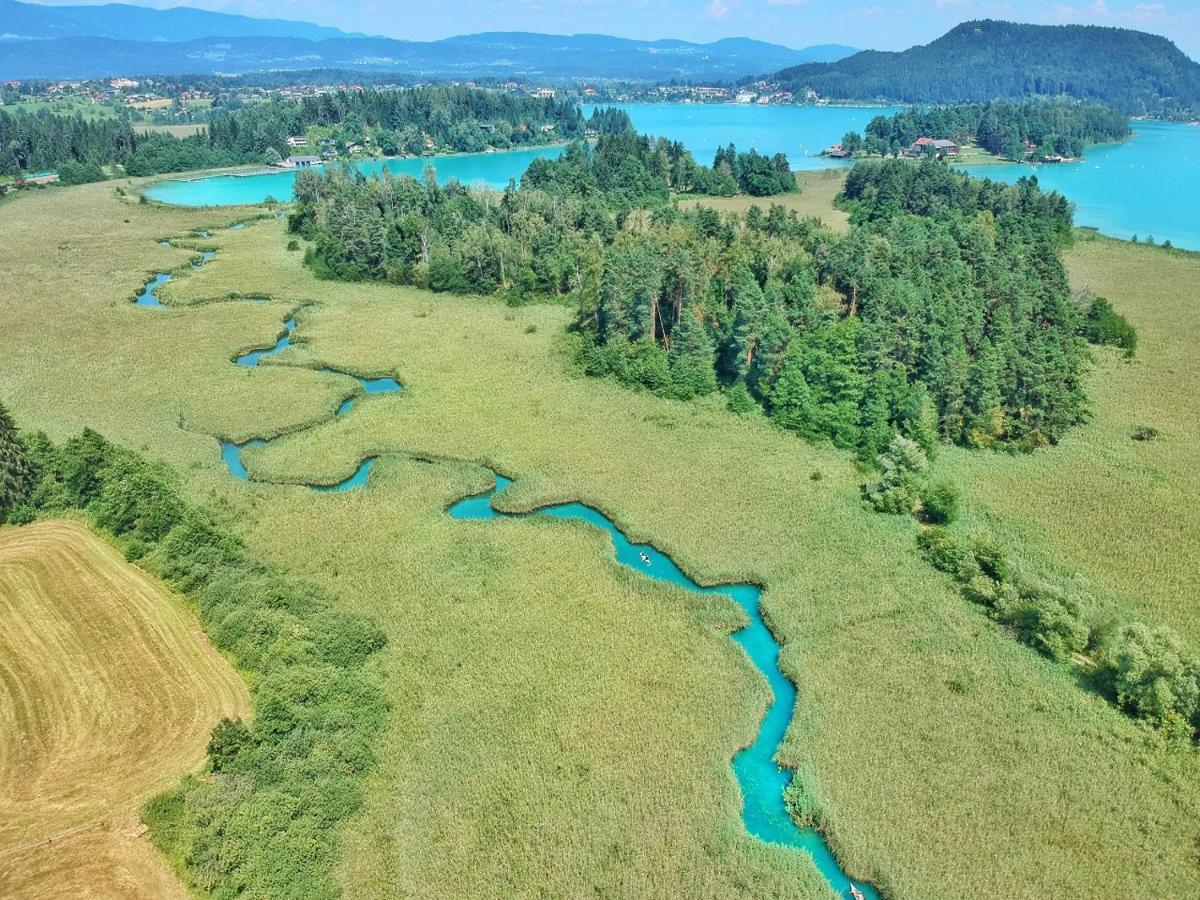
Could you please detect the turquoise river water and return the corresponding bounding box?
[144,105,1200,249]
[134,222,879,897]
[450,476,878,899]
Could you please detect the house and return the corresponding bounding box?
[278,155,320,168]
[347,143,363,155]
[530,87,556,99]
[480,123,498,134]
[822,144,850,159]
[906,137,958,157]
[286,135,308,148]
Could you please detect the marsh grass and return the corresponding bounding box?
[2,182,1200,898]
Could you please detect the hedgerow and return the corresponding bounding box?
[8,423,389,898]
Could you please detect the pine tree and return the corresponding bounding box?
[0,402,35,524]
[668,309,717,399]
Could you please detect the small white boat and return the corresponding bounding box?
[849,884,866,900]
[639,552,651,565]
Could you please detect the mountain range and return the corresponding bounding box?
[0,1,855,81]
[767,20,1200,116]
[0,0,362,42]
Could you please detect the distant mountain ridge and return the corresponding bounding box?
[0,0,363,42]
[0,24,855,81]
[768,20,1200,116]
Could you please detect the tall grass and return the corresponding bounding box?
[2,181,1199,898]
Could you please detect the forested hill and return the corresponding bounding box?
[769,20,1200,117]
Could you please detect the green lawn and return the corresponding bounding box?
[1,181,1198,899]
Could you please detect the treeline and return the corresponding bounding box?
[0,108,136,176]
[288,129,793,295]
[843,101,1130,160]
[0,86,608,180]
[0,405,389,898]
[205,85,587,159]
[0,108,250,178]
[292,144,1101,455]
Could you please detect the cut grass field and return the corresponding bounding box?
[136,123,207,138]
[0,520,249,898]
[687,170,851,233]
[1,180,1199,898]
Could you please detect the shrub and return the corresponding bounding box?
[864,435,928,515]
[971,533,1011,583]
[725,382,757,415]
[287,239,300,251]
[1083,296,1137,358]
[920,480,960,525]
[993,582,1090,661]
[917,527,978,582]
[1097,623,1200,734]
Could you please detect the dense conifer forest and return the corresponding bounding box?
[840,101,1131,160]
[770,20,1200,117]
[290,138,1112,456]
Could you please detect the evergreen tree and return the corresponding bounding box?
[0,402,35,524]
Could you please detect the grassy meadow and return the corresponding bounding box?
[936,234,1200,643]
[1,179,1199,898]
[0,520,248,899]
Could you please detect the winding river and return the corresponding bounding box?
[135,223,878,899]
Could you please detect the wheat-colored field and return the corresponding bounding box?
[0,520,249,898]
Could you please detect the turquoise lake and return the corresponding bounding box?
[144,105,1200,250]
[142,145,566,206]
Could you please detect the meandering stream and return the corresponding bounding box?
[135,225,878,899]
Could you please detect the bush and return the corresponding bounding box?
[1083,296,1137,358]
[1097,623,1200,734]
[286,239,300,251]
[864,435,928,514]
[920,480,960,524]
[993,582,1090,661]
[917,527,978,582]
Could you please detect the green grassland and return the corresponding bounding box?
[936,233,1200,643]
[1,180,1199,898]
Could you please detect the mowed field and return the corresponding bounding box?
[687,170,851,233]
[0,520,250,898]
[1,180,1199,898]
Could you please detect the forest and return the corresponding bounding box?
[203,85,588,158]
[289,134,1114,457]
[770,20,1200,117]
[840,101,1131,160]
[0,85,596,179]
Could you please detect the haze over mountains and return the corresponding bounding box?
[769,20,1200,117]
[0,0,854,81]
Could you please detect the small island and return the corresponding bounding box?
[823,100,1131,165]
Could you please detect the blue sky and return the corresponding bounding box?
[35,0,1200,56]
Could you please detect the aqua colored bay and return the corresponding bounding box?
[147,105,1200,249]
[142,146,567,206]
